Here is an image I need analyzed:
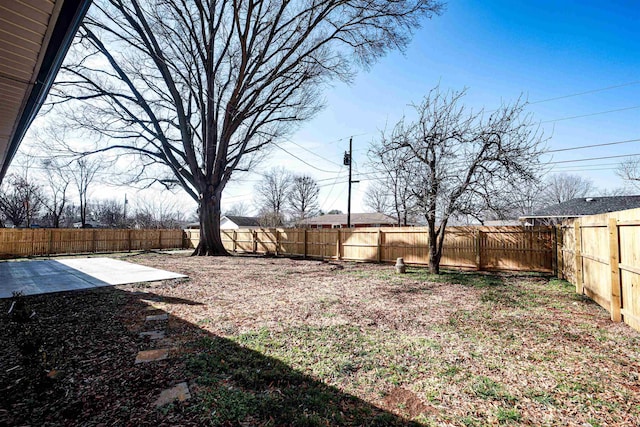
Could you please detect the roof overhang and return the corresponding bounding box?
[0,0,92,183]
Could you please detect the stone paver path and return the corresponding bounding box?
[135,301,191,407]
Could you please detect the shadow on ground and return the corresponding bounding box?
[0,285,418,426]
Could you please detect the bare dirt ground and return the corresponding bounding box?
[2,251,640,426]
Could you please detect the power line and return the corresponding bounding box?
[547,152,640,165]
[272,142,341,173]
[544,138,640,153]
[320,166,345,208]
[541,105,640,124]
[283,138,343,167]
[529,81,640,105]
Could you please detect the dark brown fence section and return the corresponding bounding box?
[185,226,555,273]
[0,229,184,258]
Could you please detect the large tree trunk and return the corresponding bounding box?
[193,189,228,256]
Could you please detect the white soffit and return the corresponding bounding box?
[0,0,60,165]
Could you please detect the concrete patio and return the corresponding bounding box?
[0,257,186,298]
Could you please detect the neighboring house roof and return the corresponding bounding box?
[300,212,398,226]
[222,216,261,227]
[520,195,640,219]
[484,220,522,226]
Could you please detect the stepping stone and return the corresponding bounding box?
[139,330,166,340]
[145,313,168,322]
[135,348,169,364]
[154,382,191,407]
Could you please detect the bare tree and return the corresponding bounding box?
[0,174,45,227]
[38,159,71,228]
[482,178,543,221]
[50,0,443,255]
[368,138,418,225]
[616,158,640,190]
[288,174,320,223]
[92,199,126,227]
[223,201,253,217]
[68,158,104,227]
[541,173,594,206]
[132,195,187,229]
[381,86,545,273]
[363,181,392,215]
[254,167,292,226]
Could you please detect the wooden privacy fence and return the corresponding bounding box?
[0,228,184,258]
[559,207,640,332]
[183,226,555,272]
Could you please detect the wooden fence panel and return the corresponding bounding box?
[207,225,553,272]
[305,229,338,259]
[560,225,576,283]
[382,227,431,264]
[481,227,553,272]
[342,228,378,261]
[0,228,183,258]
[560,207,640,332]
[278,228,305,256]
[441,228,476,269]
[580,224,611,310]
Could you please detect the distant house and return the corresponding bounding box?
[519,195,640,225]
[184,215,261,230]
[220,216,261,229]
[298,212,398,229]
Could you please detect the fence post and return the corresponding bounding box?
[92,229,96,253]
[128,229,133,251]
[377,229,382,263]
[48,229,53,256]
[475,229,482,271]
[276,229,280,256]
[253,230,258,254]
[158,229,163,249]
[556,226,564,280]
[574,221,583,294]
[232,230,237,253]
[336,229,341,260]
[551,226,558,276]
[303,229,308,259]
[608,217,622,322]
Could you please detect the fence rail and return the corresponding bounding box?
[559,207,640,332]
[0,228,184,258]
[183,226,555,273]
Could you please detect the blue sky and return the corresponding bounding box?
[17,1,640,217]
[223,0,640,215]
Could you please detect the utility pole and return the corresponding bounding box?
[123,193,128,226]
[344,137,359,228]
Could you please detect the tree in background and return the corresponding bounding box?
[616,158,640,190]
[92,199,127,228]
[39,159,71,228]
[0,174,45,227]
[288,175,320,223]
[254,168,292,227]
[131,195,188,229]
[363,181,392,216]
[223,202,253,217]
[379,86,545,273]
[368,138,418,225]
[69,158,104,228]
[541,173,594,206]
[50,0,443,255]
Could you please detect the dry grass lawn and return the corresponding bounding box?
[3,251,640,426]
[130,252,640,426]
